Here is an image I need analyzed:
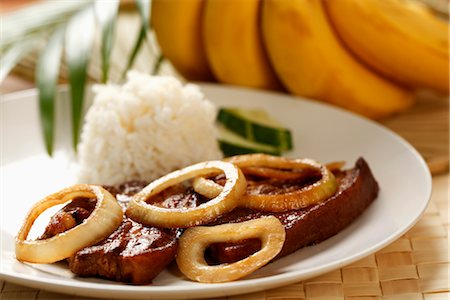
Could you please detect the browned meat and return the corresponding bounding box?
[40,157,378,284]
[40,182,187,284]
[206,157,379,263]
[69,218,180,284]
[68,182,206,284]
[39,197,96,239]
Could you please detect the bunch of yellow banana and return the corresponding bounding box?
[151,0,449,119]
[325,0,449,94]
[151,0,214,81]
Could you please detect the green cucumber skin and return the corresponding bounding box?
[252,123,293,150]
[218,141,281,157]
[217,109,248,137]
[217,109,293,150]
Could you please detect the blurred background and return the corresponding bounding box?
[0,0,449,173]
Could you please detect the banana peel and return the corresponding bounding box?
[151,0,214,81]
[325,0,449,94]
[262,0,415,119]
[149,0,450,119]
[202,0,283,90]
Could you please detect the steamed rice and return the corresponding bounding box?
[77,71,222,185]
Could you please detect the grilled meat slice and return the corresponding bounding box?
[40,157,378,284]
[39,197,97,240]
[40,182,194,284]
[69,218,180,284]
[206,157,379,264]
[68,183,209,284]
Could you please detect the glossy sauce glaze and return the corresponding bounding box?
[40,158,378,283]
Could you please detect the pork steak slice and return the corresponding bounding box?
[40,158,378,283]
[205,157,379,263]
[69,217,180,284]
[41,182,207,284]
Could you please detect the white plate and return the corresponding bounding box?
[0,84,431,299]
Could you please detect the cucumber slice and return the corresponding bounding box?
[217,125,281,157]
[217,108,293,150]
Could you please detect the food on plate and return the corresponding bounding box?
[34,182,182,284]
[217,107,293,157]
[15,185,123,264]
[70,216,180,284]
[126,160,247,228]
[176,216,285,283]
[217,124,282,156]
[76,72,222,186]
[206,157,378,263]
[194,154,339,211]
[15,154,379,284]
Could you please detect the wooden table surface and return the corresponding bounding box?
[1,75,448,300]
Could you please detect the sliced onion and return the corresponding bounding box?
[326,161,345,172]
[240,161,345,180]
[176,216,285,283]
[225,153,319,170]
[15,184,123,264]
[126,161,247,228]
[227,154,338,211]
[193,154,338,212]
[240,166,314,180]
[192,176,223,199]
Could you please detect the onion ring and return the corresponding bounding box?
[126,161,246,228]
[192,176,223,199]
[176,216,285,283]
[15,184,123,264]
[326,161,345,172]
[231,154,338,211]
[240,161,345,180]
[241,166,314,180]
[193,154,338,212]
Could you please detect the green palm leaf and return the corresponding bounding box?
[2,0,159,156]
[121,0,150,78]
[0,1,92,51]
[95,0,120,83]
[65,7,96,151]
[135,0,150,24]
[0,39,41,82]
[152,53,165,75]
[37,26,65,155]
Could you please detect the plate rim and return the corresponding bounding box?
[0,83,432,299]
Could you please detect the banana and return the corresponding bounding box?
[151,0,214,81]
[262,0,415,119]
[202,0,283,90]
[324,0,449,94]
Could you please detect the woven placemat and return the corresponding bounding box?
[1,174,448,300]
[380,91,449,176]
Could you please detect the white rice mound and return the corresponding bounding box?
[77,71,222,185]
